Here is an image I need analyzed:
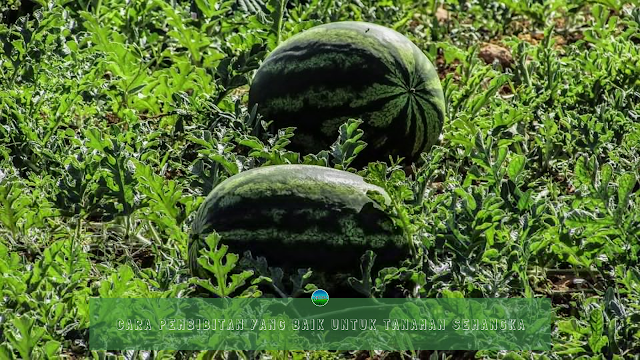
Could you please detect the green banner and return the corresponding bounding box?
[89,297,551,351]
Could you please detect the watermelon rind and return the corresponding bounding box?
[249,21,445,166]
[189,165,409,279]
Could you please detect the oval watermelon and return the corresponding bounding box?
[189,165,409,280]
[249,21,445,166]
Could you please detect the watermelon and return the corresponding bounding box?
[189,165,409,282]
[248,21,445,166]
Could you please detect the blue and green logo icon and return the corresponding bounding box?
[311,289,329,307]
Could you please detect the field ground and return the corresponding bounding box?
[1,0,639,359]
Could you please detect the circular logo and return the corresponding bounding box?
[311,289,329,307]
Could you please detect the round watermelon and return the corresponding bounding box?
[189,165,409,281]
[248,21,445,166]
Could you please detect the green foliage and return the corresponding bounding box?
[1,0,639,358]
[192,233,258,298]
[330,118,367,171]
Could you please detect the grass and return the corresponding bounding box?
[1,0,639,358]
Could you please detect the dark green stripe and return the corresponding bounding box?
[415,91,445,128]
[411,99,429,156]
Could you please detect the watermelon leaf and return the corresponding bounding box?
[194,0,235,18]
[241,251,312,298]
[587,305,607,353]
[615,172,636,220]
[266,0,288,47]
[237,0,268,17]
[329,118,367,171]
[290,268,315,297]
[193,233,254,298]
[4,315,46,360]
[347,250,377,298]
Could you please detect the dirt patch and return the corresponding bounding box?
[518,32,544,45]
[435,7,449,23]
[478,43,513,68]
[435,51,461,81]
